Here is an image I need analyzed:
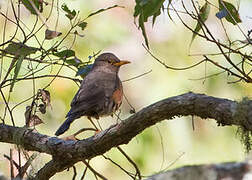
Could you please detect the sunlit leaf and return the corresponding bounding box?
[10,55,24,92]
[87,5,121,18]
[191,2,210,45]
[218,0,241,25]
[61,3,76,20]
[77,22,87,31]
[4,42,38,56]
[45,29,62,40]
[21,0,40,15]
[54,49,75,58]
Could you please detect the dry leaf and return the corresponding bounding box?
[28,115,44,127]
[45,29,62,40]
[39,103,46,114]
[25,106,32,126]
[40,89,52,109]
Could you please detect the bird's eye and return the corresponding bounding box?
[108,60,114,64]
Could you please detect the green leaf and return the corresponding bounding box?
[87,5,121,18]
[61,3,76,20]
[191,2,210,45]
[152,7,162,26]
[4,42,38,56]
[10,55,24,92]
[65,57,82,67]
[78,22,87,31]
[134,0,165,48]
[134,0,165,21]
[21,0,40,15]
[139,14,149,48]
[54,50,75,58]
[218,0,241,25]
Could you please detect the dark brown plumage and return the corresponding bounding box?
[55,53,130,136]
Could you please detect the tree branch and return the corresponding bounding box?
[0,92,251,179]
[148,161,252,180]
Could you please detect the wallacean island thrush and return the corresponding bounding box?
[55,53,130,136]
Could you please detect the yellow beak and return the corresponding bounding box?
[113,60,131,67]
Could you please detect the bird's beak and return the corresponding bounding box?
[113,60,131,67]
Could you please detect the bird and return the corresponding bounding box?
[55,53,130,136]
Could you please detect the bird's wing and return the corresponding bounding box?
[66,74,106,118]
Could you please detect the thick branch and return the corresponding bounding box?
[148,161,252,180]
[0,92,251,179]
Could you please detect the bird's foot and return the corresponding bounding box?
[95,129,101,135]
[62,135,79,141]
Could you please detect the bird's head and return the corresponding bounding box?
[93,53,130,72]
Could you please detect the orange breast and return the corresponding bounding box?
[112,87,123,110]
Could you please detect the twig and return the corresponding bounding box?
[102,155,136,179]
[122,70,152,82]
[80,163,88,180]
[143,44,206,70]
[82,160,108,180]
[117,146,142,179]
[72,166,77,180]
[10,149,14,179]
[156,126,165,171]
[4,154,19,170]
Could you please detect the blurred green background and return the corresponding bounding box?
[0,0,251,179]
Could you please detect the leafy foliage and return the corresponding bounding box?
[62,3,77,20]
[134,0,165,48]
[191,2,210,44]
[65,57,82,67]
[10,56,24,91]
[21,0,40,15]
[53,49,75,59]
[217,0,241,25]
[78,22,88,31]
[4,42,38,56]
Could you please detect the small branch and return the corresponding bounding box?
[143,44,206,71]
[82,160,108,180]
[117,147,141,179]
[10,149,14,179]
[72,166,77,180]
[122,70,152,82]
[102,155,135,179]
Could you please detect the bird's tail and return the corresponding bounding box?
[55,117,74,136]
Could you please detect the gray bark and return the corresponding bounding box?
[149,161,252,180]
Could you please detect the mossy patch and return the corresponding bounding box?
[235,97,252,153]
